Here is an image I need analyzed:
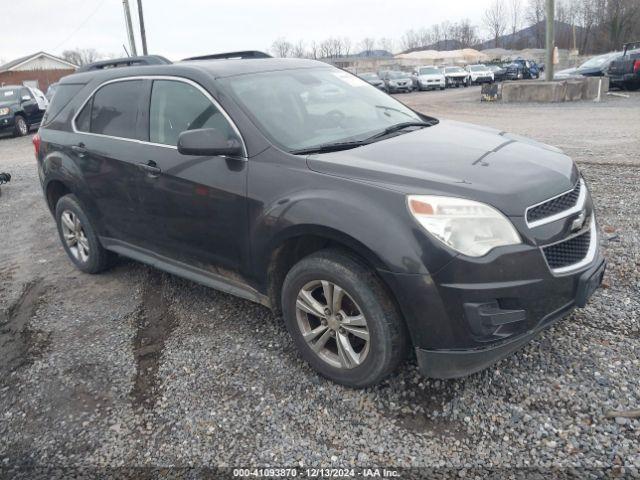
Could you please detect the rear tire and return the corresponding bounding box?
[55,194,114,274]
[13,116,28,137]
[281,249,409,388]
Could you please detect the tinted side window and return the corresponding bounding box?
[90,80,143,139]
[149,80,233,146]
[21,88,33,100]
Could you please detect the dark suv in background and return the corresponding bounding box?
[36,52,604,387]
[0,85,46,137]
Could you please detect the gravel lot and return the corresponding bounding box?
[1,88,638,477]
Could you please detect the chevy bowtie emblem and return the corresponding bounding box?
[571,210,587,232]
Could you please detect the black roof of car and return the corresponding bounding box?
[59,57,327,85]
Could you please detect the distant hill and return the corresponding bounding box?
[399,21,588,55]
[352,49,394,58]
[476,21,586,50]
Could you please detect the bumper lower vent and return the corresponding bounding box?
[543,228,591,270]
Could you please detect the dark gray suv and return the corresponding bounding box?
[35,53,605,387]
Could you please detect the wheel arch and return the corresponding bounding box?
[44,178,73,214]
[263,224,393,315]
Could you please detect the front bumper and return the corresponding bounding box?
[379,245,605,378]
[472,76,493,83]
[0,115,15,133]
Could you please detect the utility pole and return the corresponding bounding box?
[122,0,138,57]
[137,0,148,55]
[545,0,555,81]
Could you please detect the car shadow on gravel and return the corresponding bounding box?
[0,278,51,380]
[129,269,177,410]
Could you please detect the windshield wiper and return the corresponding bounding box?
[365,121,433,141]
[291,140,369,155]
[291,120,436,155]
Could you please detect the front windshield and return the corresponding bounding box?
[388,71,408,79]
[469,66,485,72]
[0,88,19,101]
[445,67,465,74]
[419,67,439,75]
[225,68,423,151]
[359,73,379,80]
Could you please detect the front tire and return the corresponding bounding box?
[55,194,114,273]
[281,249,409,388]
[13,116,29,137]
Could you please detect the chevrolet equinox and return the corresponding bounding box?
[36,53,605,387]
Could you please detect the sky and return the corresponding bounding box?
[0,0,492,63]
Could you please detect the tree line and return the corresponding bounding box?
[271,0,640,58]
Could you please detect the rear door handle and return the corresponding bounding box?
[137,161,161,176]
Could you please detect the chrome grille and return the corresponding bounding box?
[527,181,581,224]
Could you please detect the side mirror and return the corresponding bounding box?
[177,128,243,157]
[21,95,31,102]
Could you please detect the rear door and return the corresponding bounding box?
[136,78,248,274]
[72,79,151,246]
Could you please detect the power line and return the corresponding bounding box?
[52,0,109,52]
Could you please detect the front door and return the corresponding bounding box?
[137,78,248,275]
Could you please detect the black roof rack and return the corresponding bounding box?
[76,55,172,72]
[182,50,272,61]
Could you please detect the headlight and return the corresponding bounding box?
[407,195,521,257]
[0,107,10,116]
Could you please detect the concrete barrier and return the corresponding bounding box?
[500,77,609,103]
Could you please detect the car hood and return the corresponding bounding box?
[445,71,467,77]
[306,120,578,217]
[0,100,16,109]
[419,74,443,79]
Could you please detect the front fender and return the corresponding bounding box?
[249,170,455,281]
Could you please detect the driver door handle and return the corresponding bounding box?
[137,160,161,176]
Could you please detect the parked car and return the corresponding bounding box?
[36,53,605,387]
[555,52,622,80]
[379,70,413,93]
[357,72,385,90]
[487,64,507,82]
[0,85,47,137]
[505,59,540,80]
[608,41,640,90]
[465,64,495,84]
[411,66,446,91]
[441,66,470,87]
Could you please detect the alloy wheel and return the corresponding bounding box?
[17,118,28,136]
[295,280,370,369]
[60,210,90,262]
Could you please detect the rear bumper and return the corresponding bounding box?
[379,246,605,378]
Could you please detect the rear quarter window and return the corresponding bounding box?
[42,83,85,125]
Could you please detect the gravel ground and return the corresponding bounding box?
[0,90,638,478]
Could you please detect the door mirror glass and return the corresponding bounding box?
[177,128,243,157]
